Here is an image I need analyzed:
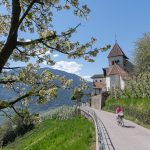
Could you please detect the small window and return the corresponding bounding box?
[117,60,120,64]
[99,80,102,82]
[114,60,120,64]
[95,80,97,82]
[112,61,114,65]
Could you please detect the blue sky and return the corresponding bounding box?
[49,0,150,80]
[2,0,150,80]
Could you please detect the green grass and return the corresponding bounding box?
[103,98,150,128]
[103,98,150,112]
[1,116,95,150]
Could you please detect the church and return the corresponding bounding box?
[91,42,134,95]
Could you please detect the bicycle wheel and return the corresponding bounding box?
[120,118,124,127]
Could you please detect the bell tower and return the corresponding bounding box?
[108,42,128,68]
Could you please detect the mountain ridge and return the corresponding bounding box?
[0,67,92,124]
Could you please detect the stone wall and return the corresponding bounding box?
[91,95,101,109]
[91,92,109,110]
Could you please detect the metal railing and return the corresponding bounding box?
[80,108,115,150]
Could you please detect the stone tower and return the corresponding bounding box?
[108,42,128,68]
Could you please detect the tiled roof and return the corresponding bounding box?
[93,82,106,89]
[107,63,129,79]
[108,43,128,59]
[91,74,104,79]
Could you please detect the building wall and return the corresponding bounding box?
[92,88,102,95]
[110,75,120,89]
[91,92,109,110]
[125,60,134,73]
[109,56,125,67]
[91,95,101,109]
[93,77,106,83]
[106,75,126,90]
[120,76,125,90]
[106,76,110,91]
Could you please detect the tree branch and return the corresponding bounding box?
[17,1,36,29]
[17,34,56,46]
[3,67,21,70]
[42,42,70,55]
[17,23,81,47]
[9,93,31,106]
[66,0,88,19]
[11,105,24,118]
[0,0,44,73]
[0,110,14,123]
[0,80,16,84]
[0,0,21,73]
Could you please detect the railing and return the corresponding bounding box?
[80,107,115,150]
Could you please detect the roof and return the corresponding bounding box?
[108,42,128,59]
[91,74,104,79]
[93,82,106,89]
[107,63,129,79]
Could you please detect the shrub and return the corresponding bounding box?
[0,110,35,147]
[40,106,76,120]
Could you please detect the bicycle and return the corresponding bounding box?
[116,114,124,127]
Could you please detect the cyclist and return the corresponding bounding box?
[115,106,124,126]
[115,106,122,114]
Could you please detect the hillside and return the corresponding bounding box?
[0,68,92,124]
[1,116,95,150]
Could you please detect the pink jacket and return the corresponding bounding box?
[115,107,122,113]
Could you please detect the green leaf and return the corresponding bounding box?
[0,100,10,109]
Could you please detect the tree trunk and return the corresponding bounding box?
[0,0,21,73]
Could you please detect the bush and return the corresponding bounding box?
[109,72,150,99]
[0,110,35,147]
[104,98,150,111]
[40,106,77,120]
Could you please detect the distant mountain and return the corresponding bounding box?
[0,68,92,124]
[29,68,92,113]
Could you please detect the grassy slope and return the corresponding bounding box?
[103,98,150,128]
[103,98,150,111]
[1,117,95,150]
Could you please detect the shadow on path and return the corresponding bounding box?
[123,125,135,128]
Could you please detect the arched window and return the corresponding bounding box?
[115,60,120,64]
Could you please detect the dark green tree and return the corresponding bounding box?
[71,88,84,106]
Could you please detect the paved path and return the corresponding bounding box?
[90,108,150,150]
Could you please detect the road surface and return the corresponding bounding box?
[91,108,150,150]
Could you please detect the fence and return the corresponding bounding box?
[80,108,115,150]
